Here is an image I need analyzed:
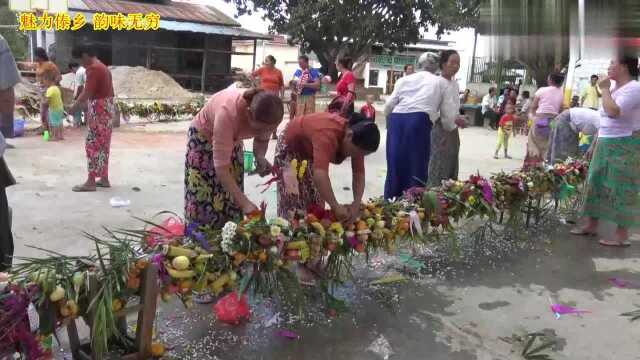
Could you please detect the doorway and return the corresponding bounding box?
[385,70,404,94]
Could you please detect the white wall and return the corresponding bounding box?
[232,41,322,82]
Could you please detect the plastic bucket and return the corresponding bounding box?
[14,118,25,137]
[243,151,255,173]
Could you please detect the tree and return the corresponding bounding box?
[226,0,480,80]
[0,0,29,61]
[479,0,571,87]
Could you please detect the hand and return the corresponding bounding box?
[332,204,350,223]
[598,76,611,91]
[240,200,259,215]
[255,157,272,177]
[454,115,468,129]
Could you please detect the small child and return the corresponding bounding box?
[360,94,376,122]
[494,103,516,159]
[42,71,65,141]
[578,132,592,154]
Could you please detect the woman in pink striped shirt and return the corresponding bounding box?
[184,88,284,229]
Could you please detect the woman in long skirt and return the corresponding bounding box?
[275,112,379,222]
[67,45,116,192]
[523,73,565,169]
[427,50,467,188]
[572,56,640,246]
[184,88,284,229]
[383,52,460,197]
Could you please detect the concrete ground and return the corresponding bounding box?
[5,119,640,359]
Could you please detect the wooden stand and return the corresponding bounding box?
[67,264,159,360]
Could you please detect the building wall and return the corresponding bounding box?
[54,28,233,92]
[231,40,308,81]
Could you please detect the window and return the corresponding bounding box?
[369,70,379,86]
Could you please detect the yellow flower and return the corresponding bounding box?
[270,225,281,237]
[298,160,308,179]
[290,159,298,178]
[468,195,477,205]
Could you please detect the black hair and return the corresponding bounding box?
[438,50,459,70]
[488,87,496,94]
[338,56,353,70]
[404,63,414,72]
[243,89,284,125]
[298,55,309,63]
[499,88,505,96]
[348,113,380,153]
[71,44,96,59]
[522,90,530,98]
[590,74,599,80]
[619,54,639,78]
[265,55,276,65]
[35,47,48,61]
[549,72,565,87]
[68,62,79,70]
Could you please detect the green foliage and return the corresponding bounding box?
[0,0,29,61]
[226,0,480,76]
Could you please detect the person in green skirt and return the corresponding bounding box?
[571,54,640,247]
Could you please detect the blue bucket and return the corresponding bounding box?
[14,118,26,137]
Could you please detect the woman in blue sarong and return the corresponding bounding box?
[383,52,460,199]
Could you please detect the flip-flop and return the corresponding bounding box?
[599,239,631,247]
[96,181,111,188]
[570,228,597,236]
[72,185,96,192]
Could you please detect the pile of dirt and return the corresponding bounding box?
[109,66,195,100]
[14,78,39,100]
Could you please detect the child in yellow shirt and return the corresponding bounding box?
[42,71,65,141]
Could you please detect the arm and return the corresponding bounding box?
[528,96,540,118]
[253,133,273,176]
[68,88,91,114]
[215,164,257,213]
[340,80,356,114]
[384,80,402,117]
[75,85,84,100]
[600,87,620,118]
[303,78,321,90]
[313,169,339,210]
[350,170,365,218]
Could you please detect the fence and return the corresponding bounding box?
[468,57,533,85]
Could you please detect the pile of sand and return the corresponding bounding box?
[109,66,195,101]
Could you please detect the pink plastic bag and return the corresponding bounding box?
[145,217,185,247]
[214,292,251,325]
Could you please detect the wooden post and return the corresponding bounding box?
[145,47,151,69]
[252,39,257,71]
[66,265,159,360]
[133,263,159,359]
[201,40,208,93]
[469,29,478,83]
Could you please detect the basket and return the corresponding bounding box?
[243,151,255,173]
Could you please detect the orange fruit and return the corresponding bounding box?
[150,342,165,357]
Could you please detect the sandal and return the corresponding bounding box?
[96,180,111,188]
[570,228,597,236]
[72,184,96,192]
[599,239,631,247]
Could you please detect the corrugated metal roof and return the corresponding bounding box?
[67,9,271,39]
[68,0,240,27]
